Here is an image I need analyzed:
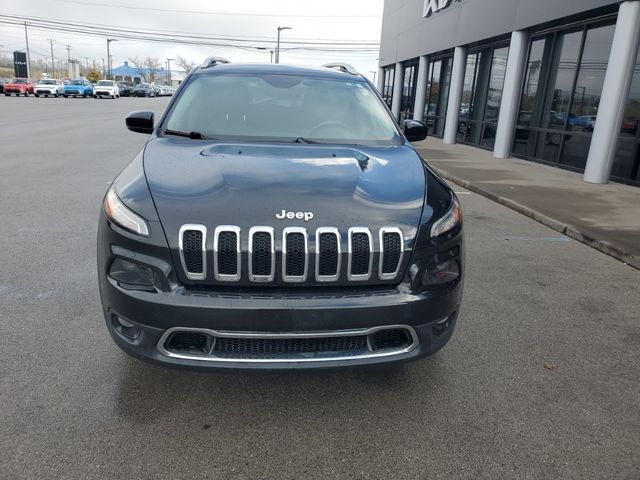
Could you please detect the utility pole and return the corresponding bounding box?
[106,38,117,79]
[166,58,175,85]
[84,56,89,73]
[275,26,292,64]
[49,39,55,78]
[24,22,31,78]
[102,58,105,79]
[65,44,71,78]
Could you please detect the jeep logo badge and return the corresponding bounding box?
[276,210,314,222]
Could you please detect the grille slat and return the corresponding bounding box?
[348,228,372,280]
[214,226,241,281]
[379,228,404,279]
[249,227,275,281]
[179,225,207,280]
[283,228,308,282]
[316,228,341,281]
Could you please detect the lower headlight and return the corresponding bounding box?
[422,258,460,286]
[109,258,156,288]
[103,184,150,236]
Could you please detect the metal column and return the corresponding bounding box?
[413,55,430,121]
[443,46,467,144]
[584,1,640,183]
[493,31,530,159]
[391,62,404,120]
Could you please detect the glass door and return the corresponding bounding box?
[423,56,453,137]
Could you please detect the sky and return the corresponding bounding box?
[0,0,384,80]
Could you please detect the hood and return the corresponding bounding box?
[144,138,426,245]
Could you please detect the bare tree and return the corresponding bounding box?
[127,56,147,82]
[175,55,195,73]
[144,57,162,82]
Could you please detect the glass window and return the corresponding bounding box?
[382,66,395,108]
[561,24,615,170]
[164,74,401,145]
[400,63,418,120]
[513,22,615,174]
[482,47,509,148]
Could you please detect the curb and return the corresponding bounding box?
[433,167,640,270]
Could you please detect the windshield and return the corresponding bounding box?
[11,79,27,84]
[40,79,56,84]
[135,84,149,89]
[69,80,83,85]
[97,81,114,86]
[163,73,400,144]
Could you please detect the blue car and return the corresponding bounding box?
[63,79,94,98]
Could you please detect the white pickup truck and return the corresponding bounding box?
[94,80,120,99]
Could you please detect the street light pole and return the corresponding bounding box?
[106,38,117,79]
[275,26,291,64]
[166,58,175,85]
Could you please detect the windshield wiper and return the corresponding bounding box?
[293,137,319,144]
[163,128,208,139]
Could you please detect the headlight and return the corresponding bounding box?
[103,184,150,236]
[430,195,461,238]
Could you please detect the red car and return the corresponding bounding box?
[3,78,35,96]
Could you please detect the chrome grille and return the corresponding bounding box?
[179,224,207,280]
[178,224,404,283]
[214,226,240,281]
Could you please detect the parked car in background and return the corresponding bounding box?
[131,83,156,97]
[63,79,94,98]
[94,80,120,98]
[34,78,65,97]
[0,78,10,93]
[3,78,35,96]
[117,82,133,97]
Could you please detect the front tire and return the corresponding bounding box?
[35,94,39,97]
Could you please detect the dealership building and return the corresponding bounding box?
[377,0,640,187]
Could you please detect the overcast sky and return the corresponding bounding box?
[1,0,383,80]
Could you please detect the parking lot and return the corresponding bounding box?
[1,96,638,479]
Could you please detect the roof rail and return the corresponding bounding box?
[200,56,231,69]
[322,62,358,75]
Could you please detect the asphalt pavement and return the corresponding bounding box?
[0,96,638,479]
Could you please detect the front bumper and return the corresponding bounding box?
[5,88,25,94]
[98,212,464,370]
[95,90,116,96]
[35,88,57,95]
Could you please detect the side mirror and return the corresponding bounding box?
[126,111,154,134]
[403,119,429,142]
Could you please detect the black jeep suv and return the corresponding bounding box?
[97,58,464,370]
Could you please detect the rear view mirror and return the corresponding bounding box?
[126,111,154,134]
[403,119,429,142]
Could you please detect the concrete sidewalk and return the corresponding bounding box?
[414,138,640,269]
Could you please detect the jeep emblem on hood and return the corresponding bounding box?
[276,210,314,222]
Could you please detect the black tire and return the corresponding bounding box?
[24,92,29,97]
[35,94,39,97]
[4,93,9,96]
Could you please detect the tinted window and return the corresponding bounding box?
[164,74,400,144]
